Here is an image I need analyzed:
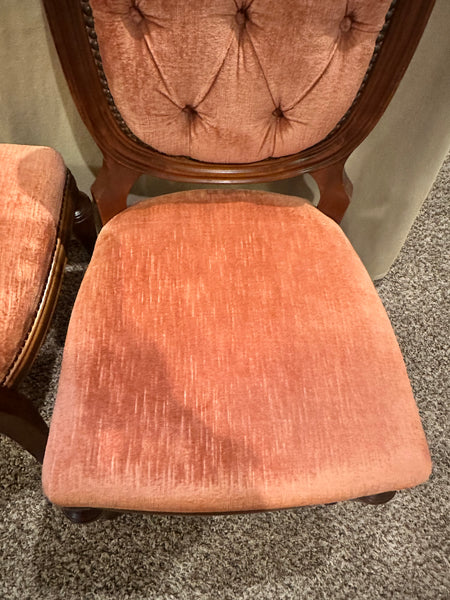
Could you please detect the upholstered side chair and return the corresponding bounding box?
[42,0,434,523]
[0,144,96,465]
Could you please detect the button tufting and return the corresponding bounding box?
[129,5,144,25]
[235,7,249,27]
[183,105,198,118]
[272,107,284,119]
[340,15,353,33]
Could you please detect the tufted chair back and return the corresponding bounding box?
[89,0,392,163]
[43,0,434,223]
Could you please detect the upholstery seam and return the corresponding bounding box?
[244,28,277,109]
[141,30,181,109]
[193,30,236,109]
[283,40,340,113]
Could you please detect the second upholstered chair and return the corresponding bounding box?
[0,144,96,465]
[41,0,434,522]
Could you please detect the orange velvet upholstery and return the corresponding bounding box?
[0,144,67,383]
[42,190,431,512]
[90,0,392,163]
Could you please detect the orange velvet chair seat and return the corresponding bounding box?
[0,144,67,383]
[42,190,431,513]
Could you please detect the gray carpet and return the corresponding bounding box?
[1,159,449,600]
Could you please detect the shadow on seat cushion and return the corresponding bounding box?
[42,189,431,512]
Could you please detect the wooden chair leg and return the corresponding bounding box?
[0,386,48,463]
[91,156,141,225]
[61,507,120,524]
[357,491,397,505]
[73,190,98,255]
[309,158,353,224]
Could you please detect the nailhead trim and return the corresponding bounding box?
[325,0,398,139]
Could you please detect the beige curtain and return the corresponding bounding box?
[1,0,449,279]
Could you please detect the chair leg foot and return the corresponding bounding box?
[62,507,120,524]
[73,191,98,255]
[357,491,397,505]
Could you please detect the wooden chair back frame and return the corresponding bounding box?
[42,0,435,223]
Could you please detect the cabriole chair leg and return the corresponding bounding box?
[357,491,397,505]
[310,158,353,224]
[0,386,48,463]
